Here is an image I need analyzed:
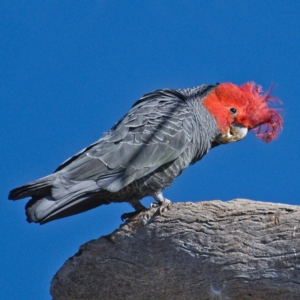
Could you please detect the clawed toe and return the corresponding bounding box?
[121,207,147,222]
[150,199,171,213]
[121,211,140,221]
[122,193,172,222]
[158,201,171,215]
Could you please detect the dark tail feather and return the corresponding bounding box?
[10,173,110,224]
[8,174,56,200]
[26,193,110,224]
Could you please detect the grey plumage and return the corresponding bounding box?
[9,84,222,224]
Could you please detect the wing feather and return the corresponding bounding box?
[56,90,196,193]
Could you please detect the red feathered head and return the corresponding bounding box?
[203,82,283,142]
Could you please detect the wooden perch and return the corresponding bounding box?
[51,199,300,300]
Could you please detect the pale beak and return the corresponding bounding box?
[215,124,248,144]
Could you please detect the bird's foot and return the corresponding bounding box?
[157,199,171,215]
[121,204,147,222]
[151,191,172,216]
[121,211,141,222]
[150,198,171,206]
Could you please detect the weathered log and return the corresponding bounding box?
[51,199,300,300]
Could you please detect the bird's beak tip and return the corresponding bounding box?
[215,125,248,144]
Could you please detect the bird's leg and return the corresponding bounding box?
[151,191,172,215]
[121,198,147,222]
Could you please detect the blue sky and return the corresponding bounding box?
[1,1,299,299]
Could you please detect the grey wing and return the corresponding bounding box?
[57,91,196,193]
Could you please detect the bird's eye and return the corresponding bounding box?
[230,107,237,116]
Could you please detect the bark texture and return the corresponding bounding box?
[51,199,300,300]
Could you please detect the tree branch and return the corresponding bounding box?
[51,199,300,300]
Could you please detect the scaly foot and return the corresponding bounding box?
[151,191,172,215]
[121,199,147,222]
[121,210,141,221]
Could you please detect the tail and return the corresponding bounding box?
[8,174,55,200]
[25,192,109,224]
[9,173,108,224]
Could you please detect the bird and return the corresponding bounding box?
[9,82,283,224]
